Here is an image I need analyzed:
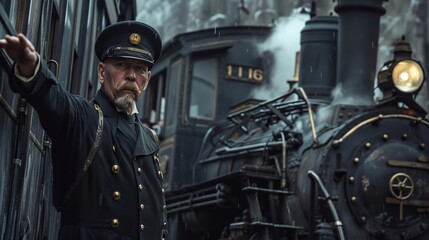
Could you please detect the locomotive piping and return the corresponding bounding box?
[280,132,287,188]
[297,88,318,143]
[332,114,429,147]
[214,141,284,157]
[308,170,346,240]
[228,87,319,144]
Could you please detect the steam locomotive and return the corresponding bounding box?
[141,0,429,239]
[0,0,427,239]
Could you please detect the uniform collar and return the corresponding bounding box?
[94,90,158,155]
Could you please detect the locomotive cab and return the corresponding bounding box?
[138,26,274,191]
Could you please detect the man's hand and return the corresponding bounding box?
[0,33,38,78]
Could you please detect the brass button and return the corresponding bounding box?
[111,218,119,228]
[163,205,167,211]
[140,204,144,210]
[140,224,145,230]
[113,191,121,200]
[137,167,142,173]
[112,164,120,173]
[112,145,116,152]
[139,184,144,190]
[158,171,163,180]
[161,188,165,194]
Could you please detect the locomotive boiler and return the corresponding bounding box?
[144,0,429,239]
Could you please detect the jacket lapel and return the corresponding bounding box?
[134,123,158,157]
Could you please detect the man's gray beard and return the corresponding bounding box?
[114,95,136,115]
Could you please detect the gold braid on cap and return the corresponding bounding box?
[102,47,154,62]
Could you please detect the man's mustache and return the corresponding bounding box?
[118,82,141,95]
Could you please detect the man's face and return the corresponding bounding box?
[98,58,151,113]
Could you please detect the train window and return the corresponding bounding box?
[189,57,217,120]
[70,1,95,97]
[1,0,27,29]
[165,59,182,131]
[142,70,166,127]
[0,1,14,21]
[70,0,85,95]
[47,5,59,62]
[5,0,26,33]
[56,2,73,88]
[155,75,166,124]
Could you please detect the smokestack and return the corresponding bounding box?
[335,0,386,104]
[299,15,338,102]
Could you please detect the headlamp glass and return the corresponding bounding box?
[392,59,424,93]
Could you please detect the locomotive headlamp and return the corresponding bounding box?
[391,59,424,93]
[376,38,427,114]
[377,38,426,99]
[377,58,425,96]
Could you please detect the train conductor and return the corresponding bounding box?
[0,21,167,239]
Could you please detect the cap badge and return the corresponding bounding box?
[129,33,141,45]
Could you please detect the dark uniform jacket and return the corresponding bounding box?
[10,60,167,239]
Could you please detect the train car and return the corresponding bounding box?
[0,0,137,239]
[143,0,429,239]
